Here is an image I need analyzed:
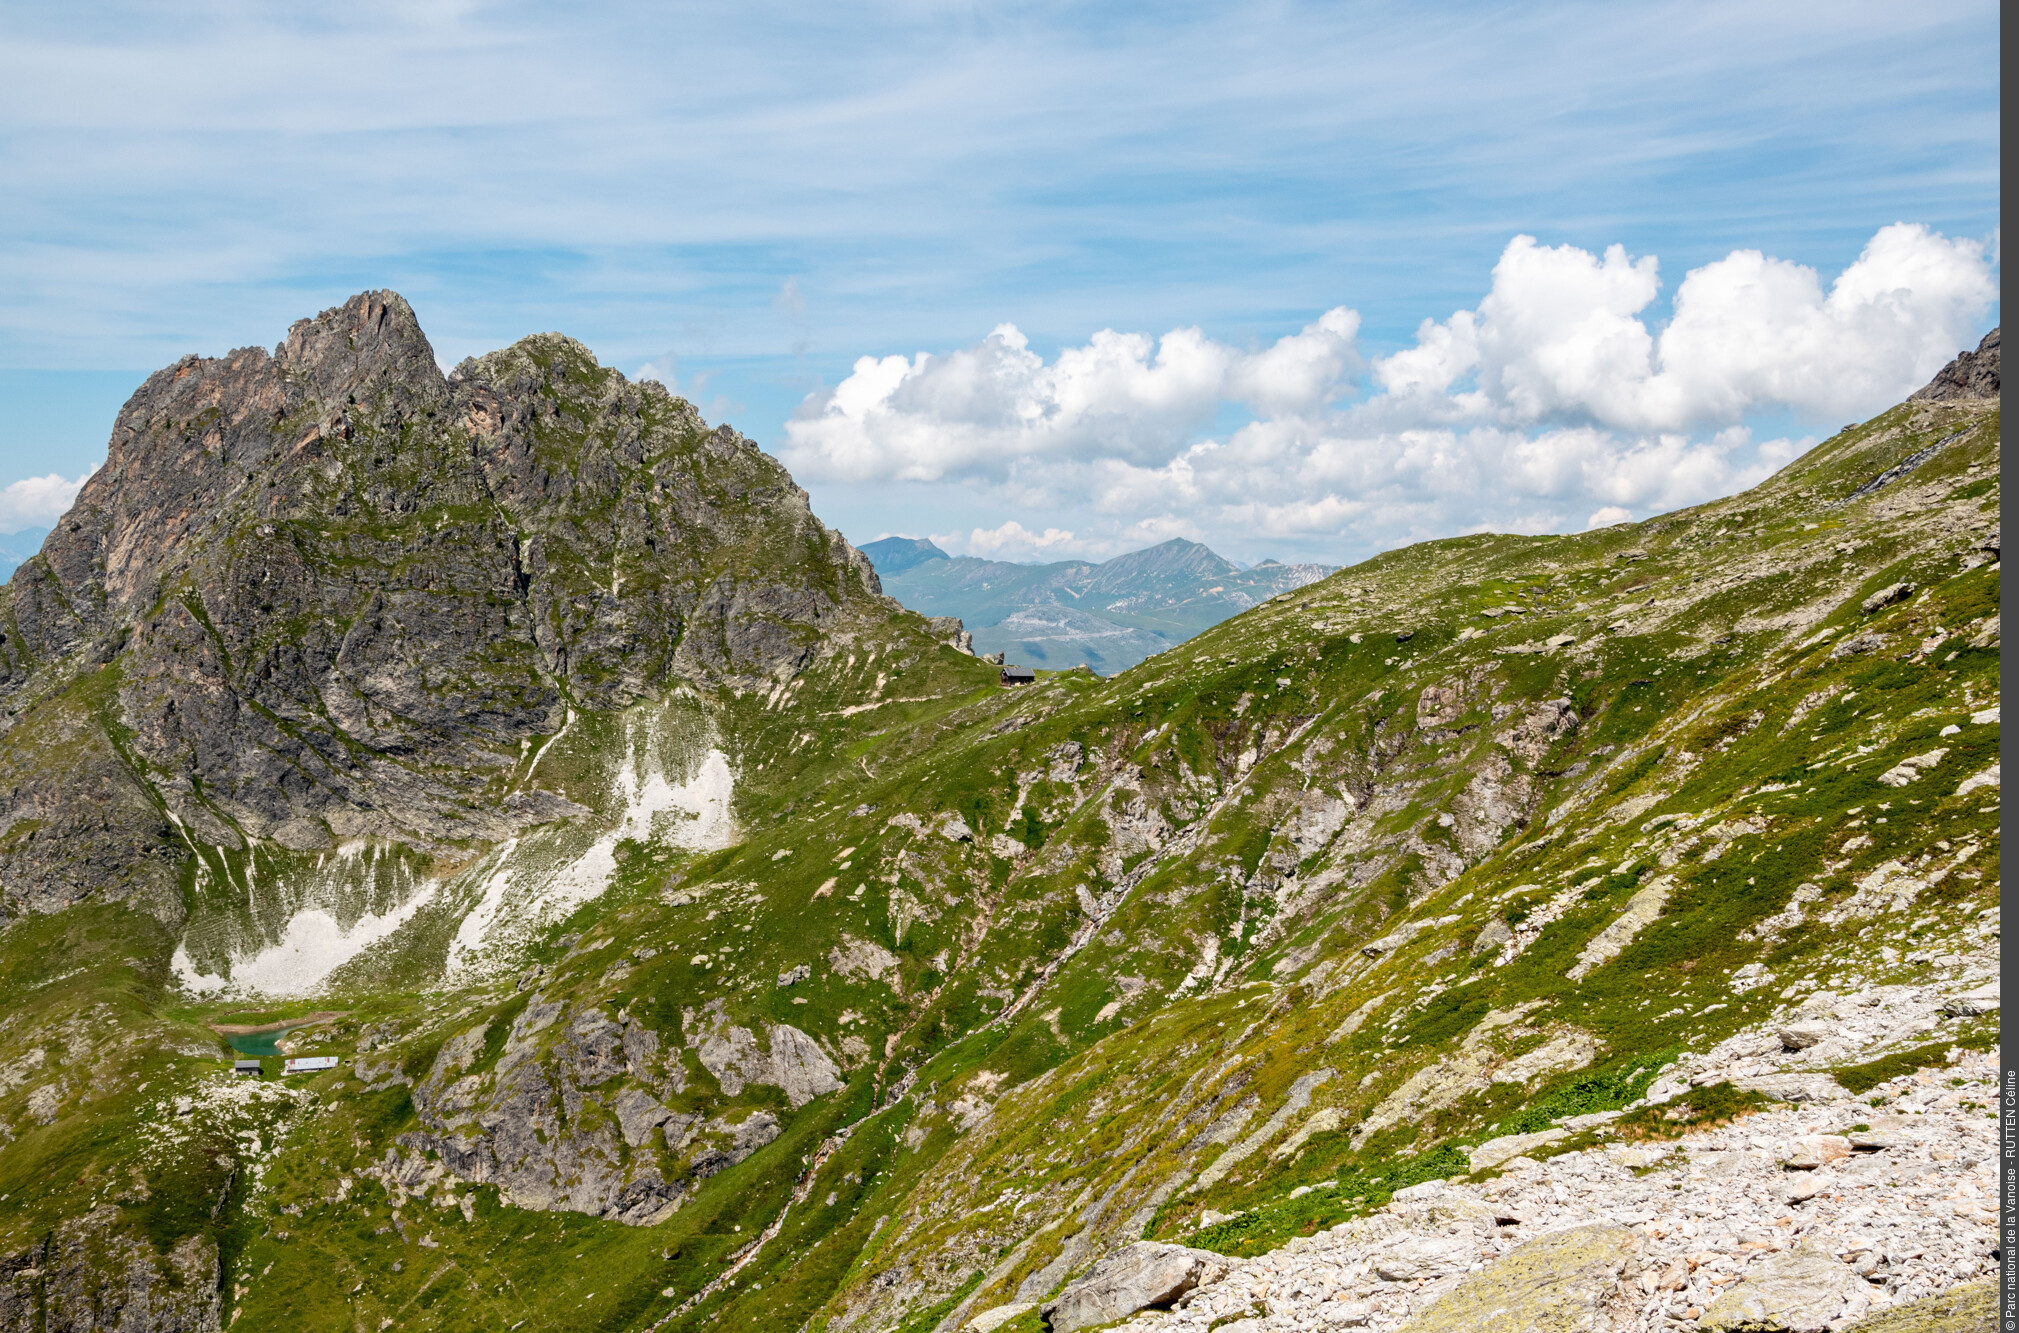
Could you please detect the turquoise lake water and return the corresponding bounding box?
[224,1029,293,1058]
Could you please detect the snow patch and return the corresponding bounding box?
[445,744,736,981]
[173,880,438,998]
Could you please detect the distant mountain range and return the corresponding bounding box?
[0,527,47,581]
[860,536,1336,673]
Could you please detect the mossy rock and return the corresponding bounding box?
[1396,1222,1635,1332]
[1840,1281,1995,1333]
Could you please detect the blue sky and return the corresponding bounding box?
[0,0,1999,564]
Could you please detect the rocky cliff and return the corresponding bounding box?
[0,314,1997,1333]
[1910,327,1999,402]
[0,292,889,926]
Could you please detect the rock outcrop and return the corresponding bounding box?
[1910,326,1999,401]
[0,291,891,926]
[1397,1223,1639,1332]
[1699,1246,1872,1332]
[378,991,832,1227]
[0,1207,221,1333]
[1041,1242,1234,1333]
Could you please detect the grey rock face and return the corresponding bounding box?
[1,1206,220,1333]
[0,291,893,927]
[383,989,832,1229]
[1039,1242,1233,1333]
[1910,326,1999,401]
[1700,1246,1871,1332]
[686,1000,841,1106]
[392,995,697,1227]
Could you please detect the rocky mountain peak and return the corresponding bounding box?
[276,289,445,404]
[1911,324,1999,401]
[0,292,895,924]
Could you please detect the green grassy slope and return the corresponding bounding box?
[0,384,1997,1333]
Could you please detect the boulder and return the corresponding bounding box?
[1558,1110,1621,1132]
[1846,1116,1921,1151]
[1471,918,1513,955]
[1362,918,1435,957]
[964,1302,1035,1332]
[1469,1128,1569,1172]
[1939,984,1998,1017]
[1877,748,1948,787]
[1861,583,1916,615]
[1603,1143,1669,1170]
[1776,1177,1825,1204]
[1395,1222,1636,1332]
[1779,1135,1851,1170]
[1700,1247,1868,1332]
[1733,1072,1848,1103]
[1776,1021,1835,1050]
[1839,1278,1993,1331]
[1370,1234,1477,1282]
[1831,632,1888,659]
[1038,1242,1232,1333]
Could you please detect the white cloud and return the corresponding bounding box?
[782,308,1360,484]
[1586,505,1633,529]
[941,520,1082,561]
[1388,222,1997,430]
[0,471,89,533]
[785,224,1994,560]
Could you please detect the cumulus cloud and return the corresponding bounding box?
[784,308,1360,484]
[0,471,88,533]
[939,520,1082,561]
[1385,223,1997,431]
[785,224,1995,559]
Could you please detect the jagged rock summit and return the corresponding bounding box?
[1910,326,1998,401]
[0,291,889,925]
